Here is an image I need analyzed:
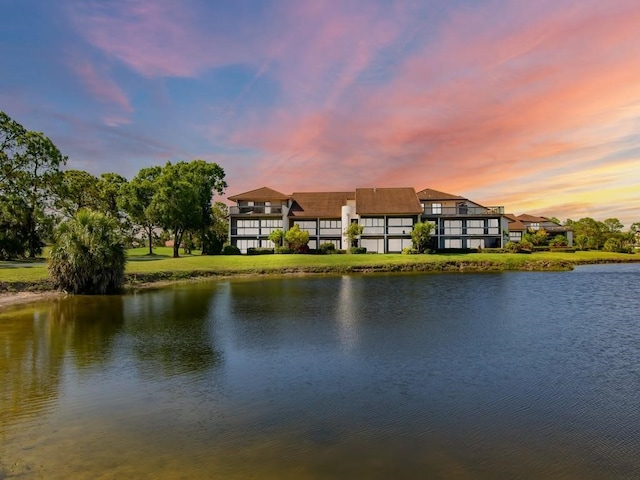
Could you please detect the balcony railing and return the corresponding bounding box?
[230,206,283,215]
[423,206,504,216]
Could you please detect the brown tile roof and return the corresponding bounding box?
[355,187,423,215]
[228,186,290,202]
[416,188,465,201]
[517,213,549,223]
[289,192,355,218]
[504,213,526,231]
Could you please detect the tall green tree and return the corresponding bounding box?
[200,201,229,254]
[570,217,607,250]
[602,218,623,233]
[98,172,128,219]
[149,160,226,257]
[54,169,101,217]
[1,111,66,258]
[120,166,162,255]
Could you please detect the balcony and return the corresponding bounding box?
[229,205,283,215]
[423,206,504,216]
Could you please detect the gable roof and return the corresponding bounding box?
[355,187,423,215]
[416,188,465,201]
[504,213,526,231]
[228,186,290,202]
[517,213,551,223]
[289,191,355,218]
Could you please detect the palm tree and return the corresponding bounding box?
[49,209,126,294]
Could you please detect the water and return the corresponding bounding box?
[1,264,640,479]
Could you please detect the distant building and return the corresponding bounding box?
[508,213,573,246]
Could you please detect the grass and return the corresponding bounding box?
[1,247,638,291]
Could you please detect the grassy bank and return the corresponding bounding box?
[1,247,638,294]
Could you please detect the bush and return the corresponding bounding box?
[349,247,367,254]
[549,247,576,253]
[274,246,293,254]
[319,242,337,254]
[481,248,507,253]
[49,210,126,294]
[284,225,310,253]
[222,245,241,255]
[505,241,532,253]
[402,247,419,255]
[247,247,274,255]
[549,235,568,248]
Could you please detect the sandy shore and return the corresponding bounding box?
[0,291,64,310]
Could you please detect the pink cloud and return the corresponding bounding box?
[71,59,132,124]
[223,0,640,224]
[66,0,640,224]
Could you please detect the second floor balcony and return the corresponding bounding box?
[423,206,504,216]
[230,205,284,215]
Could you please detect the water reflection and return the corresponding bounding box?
[1,266,640,479]
[125,286,223,377]
[0,296,124,432]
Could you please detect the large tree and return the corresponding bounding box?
[149,160,226,257]
[54,169,101,217]
[120,166,162,255]
[0,111,66,258]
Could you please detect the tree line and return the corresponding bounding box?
[1,111,228,265]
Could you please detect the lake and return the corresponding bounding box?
[1,264,640,479]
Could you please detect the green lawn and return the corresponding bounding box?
[0,248,637,286]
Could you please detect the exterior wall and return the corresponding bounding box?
[229,200,290,253]
[292,218,344,250]
[359,216,417,253]
[423,215,504,249]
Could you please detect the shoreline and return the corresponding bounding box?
[2,256,639,310]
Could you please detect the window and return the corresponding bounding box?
[530,222,540,231]
[488,218,499,235]
[444,220,462,235]
[468,238,485,249]
[319,220,341,229]
[361,217,384,234]
[444,238,462,248]
[236,219,260,236]
[361,218,384,227]
[466,219,485,235]
[432,203,442,214]
[294,220,317,235]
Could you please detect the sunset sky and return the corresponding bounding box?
[2,0,639,225]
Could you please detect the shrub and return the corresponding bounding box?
[222,245,241,255]
[505,240,532,253]
[481,248,507,253]
[284,225,310,252]
[411,221,434,253]
[274,246,293,254]
[319,242,337,254]
[549,247,576,253]
[247,247,274,255]
[549,235,568,247]
[49,210,126,294]
[603,238,633,253]
[402,247,419,255]
[349,247,367,254]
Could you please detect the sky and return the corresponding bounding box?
[1,0,639,225]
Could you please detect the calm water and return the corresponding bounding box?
[1,264,640,479]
